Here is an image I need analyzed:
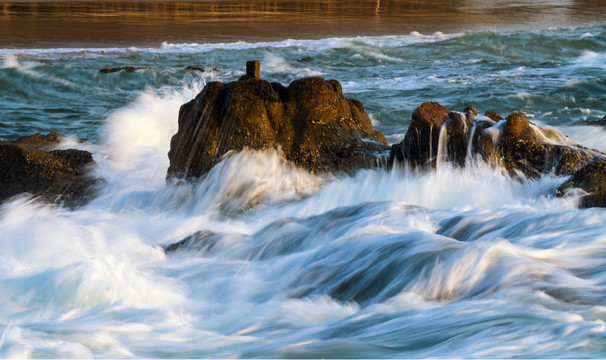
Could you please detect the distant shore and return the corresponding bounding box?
[1,0,605,48]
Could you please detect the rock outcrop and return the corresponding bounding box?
[389,102,488,168]
[0,132,97,207]
[477,113,597,177]
[167,65,388,178]
[167,62,606,208]
[390,102,600,178]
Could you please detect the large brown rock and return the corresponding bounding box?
[389,102,478,168]
[0,132,97,207]
[557,157,606,208]
[167,76,388,178]
[389,102,450,168]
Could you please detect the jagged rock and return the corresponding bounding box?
[390,102,601,179]
[0,132,97,207]
[464,106,478,123]
[558,157,606,208]
[484,111,504,122]
[167,75,388,178]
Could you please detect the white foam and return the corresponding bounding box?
[186,148,323,215]
[2,54,19,68]
[262,53,323,77]
[573,51,606,70]
[0,32,462,58]
[561,125,606,152]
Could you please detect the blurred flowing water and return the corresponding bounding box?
[1,20,606,358]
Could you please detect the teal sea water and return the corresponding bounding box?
[1,25,606,357]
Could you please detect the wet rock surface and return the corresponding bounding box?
[164,230,219,254]
[167,75,388,178]
[478,113,597,177]
[389,102,450,168]
[387,101,606,207]
[167,63,606,208]
[0,132,97,207]
[390,102,601,178]
[558,157,606,208]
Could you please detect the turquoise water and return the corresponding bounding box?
[2,26,605,141]
[1,25,606,358]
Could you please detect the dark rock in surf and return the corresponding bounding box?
[390,102,601,181]
[389,102,450,168]
[99,66,141,73]
[444,110,475,165]
[0,132,97,207]
[164,230,218,253]
[557,157,606,208]
[484,111,504,122]
[579,115,606,126]
[185,66,205,72]
[389,102,476,167]
[167,72,389,178]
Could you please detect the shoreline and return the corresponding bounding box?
[2,0,606,48]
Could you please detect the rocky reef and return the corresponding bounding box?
[389,102,598,176]
[0,132,97,208]
[389,102,606,207]
[166,63,606,208]
[167,61,388,178]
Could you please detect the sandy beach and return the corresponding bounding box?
[1,0,605,48]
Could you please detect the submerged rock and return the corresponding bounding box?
[164,230,219,254]
[185,65,205,72]
[99,66,142,73]
[167,67,388,178]
[0,132,97,207]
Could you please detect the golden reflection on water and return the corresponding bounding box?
[0,0,605,47]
